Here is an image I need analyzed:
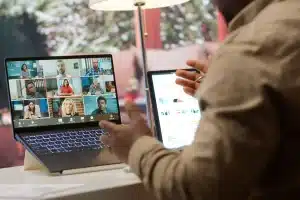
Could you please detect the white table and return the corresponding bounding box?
[0,165,155,200]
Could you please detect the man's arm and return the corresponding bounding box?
[128,41,283,200]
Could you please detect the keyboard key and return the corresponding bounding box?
[40,142,47,147]
[82,142,88,146]
[70,135,76,139]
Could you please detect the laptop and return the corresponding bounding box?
[5,54,121,174]
[147,69,201,149]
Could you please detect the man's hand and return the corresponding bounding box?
[176,42,219,96]
[175,60,208,96]
[99,102,152,163]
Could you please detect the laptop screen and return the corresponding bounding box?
[149,71,201,149]
[6,55,120,129]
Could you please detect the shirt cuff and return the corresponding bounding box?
[128,136,160,177]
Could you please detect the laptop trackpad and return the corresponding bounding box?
[41,148,120,173]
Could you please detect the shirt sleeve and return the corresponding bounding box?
[128,38,283,200]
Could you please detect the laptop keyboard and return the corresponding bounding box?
[22,128,107,155]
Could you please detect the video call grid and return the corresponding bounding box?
[6,57,119,124]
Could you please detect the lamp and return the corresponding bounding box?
[89,0,190,129]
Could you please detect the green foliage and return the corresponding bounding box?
[0,0,135,54]
[161,0,217,49]
[0,0,216,54]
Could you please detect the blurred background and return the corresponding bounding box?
[0,0,223,168]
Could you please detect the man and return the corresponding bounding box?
[91,96,108,115]
[26,81,45,99]
[56,60,71,79]
[85,58,100,76]
[100,0,300,199]
[89,79,104,95]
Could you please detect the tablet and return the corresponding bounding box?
[148,69,201,149]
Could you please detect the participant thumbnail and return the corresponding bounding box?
[81,57,112,76]
[83,95,118,115]
[41,59,81,78]
[6,60,43,79]
[24,79,46,99]
[11,99,49,120]
[23,99,49,119]
[57,78,82,96]
[46,78,82,97]
[81,77,105,95]
[9,79,46,100]
[48,98,84,118]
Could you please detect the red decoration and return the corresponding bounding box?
[217,10,228,41]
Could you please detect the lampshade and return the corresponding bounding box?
[89,0,190,11]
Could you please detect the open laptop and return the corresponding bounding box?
[148,69,201,149]
[5,54,121,174]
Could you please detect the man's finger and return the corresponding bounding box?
[183,87,196,96]
[125,101,142,120]
[99,120,120,133]
[100,135,111,146]
[186,60,208,73]
[175,78,197,89]
[176,69,199,81]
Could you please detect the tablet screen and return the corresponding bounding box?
[151,71,201,149]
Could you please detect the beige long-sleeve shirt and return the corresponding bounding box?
[128,0,300,199]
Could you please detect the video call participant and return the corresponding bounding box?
[26,81,45,99]
[56,60,71,79]
[61,98,78,117]
[85,58,100,76]
[24,101,41,119]
[20,64,30,79]
[91,96,108,115]
[89,79,104,95]
[59,79,74,96]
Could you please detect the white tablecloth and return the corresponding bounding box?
[0,165,154,200]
